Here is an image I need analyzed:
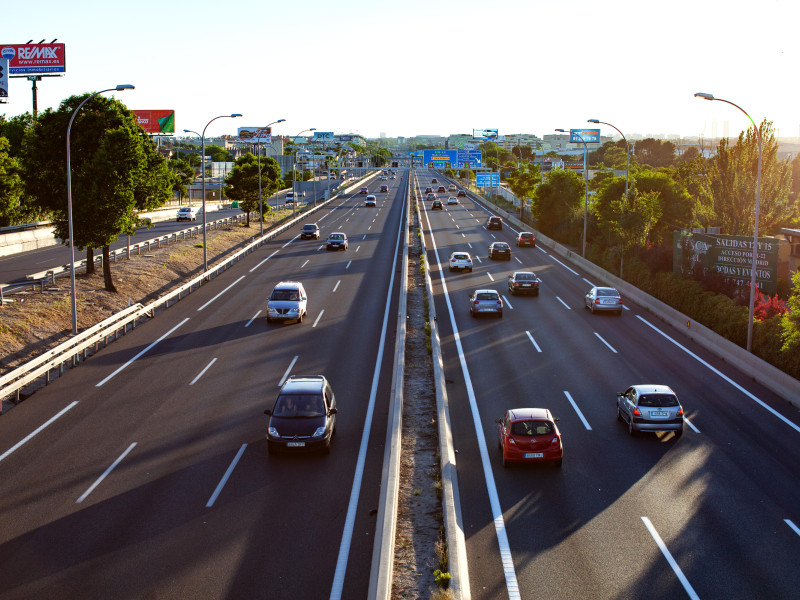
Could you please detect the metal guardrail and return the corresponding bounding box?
[0,171,382,411]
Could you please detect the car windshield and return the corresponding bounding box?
[638,394,679,407]
[511,420,553,436]
[476,292,498,301]
[515,273,536,281]
[330,234,344,240]
[271,290,299,301]
[598,289,618,296]
[303,225,316,230]
[273,394,325,417]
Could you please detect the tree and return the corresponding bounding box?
[168,156,195,202]
[534,168,585,244]
[708,120,794,236]
[789,151,800,206]
[23,93,172,292]
[781,270,800,351]
[223,152,280,227]
[506,163,540,217]
[0,137,24,227]
[629,170,695,244]
[0,113,33,158]
[204,144,232,162]
[633,138,677,168]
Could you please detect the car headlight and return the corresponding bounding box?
[268,426,280,437]
[267,307,279,315]
[312,426,326,438]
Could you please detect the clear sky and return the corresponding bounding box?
[2,0,799,141]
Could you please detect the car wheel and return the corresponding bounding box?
[449,267,453,272]
[674,427,683,438]
[617,405,623,421]
[510,288,515,296]
[502,455,509,468]
[628,417,636,436]
[498,311,503,319]
[267,443,276,455]
[468,267,472,272]
[553,459,562,468]
[534,291,539,297]
[298,312,303,324]
[617,309,623,316]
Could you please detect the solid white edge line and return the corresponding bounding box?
[249,249,279,273]
[563,391,592,430]
[593,332,618,353]
[502,295,513,309]
[582,277,595,286]
[189,357,217,386]
[329,185,404,600]
[549,255,580,276]
[423,194,521,599]
[206,443,247,508]
[641,516,701,600]
[245,310,262,328]
[526,331,542,352]
[282,235,300,248]
[278,356,298,387]
[197,275,246,312]
[556,296,571,310]
[96,318,190,387]
[76,442,137,504]
[684,416,701,434]
[785,519,800,537]
[0,401,79,463]
[636,315,800,434]
[312,310,324,328]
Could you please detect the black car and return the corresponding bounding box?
[507,271,540,296]
[486,216,503,230]
[457,189,466,197]
[431,199,443,210]
[488,242,511,260]
[265,375,338,453]
[300,223,320,240]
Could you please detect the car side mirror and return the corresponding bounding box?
[264,409,272,416]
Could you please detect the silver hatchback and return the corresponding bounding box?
[617,384,684,437]
[469,289,503,318]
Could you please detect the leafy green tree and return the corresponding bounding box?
[629,170,695,244]
[707,120,794,236]
[0,137,24,227]
[23,93,171,292]
[204,144,232,162]
[534,168,585,244]
[789,151,800,206]
[223,153,280,227]
[633,138,677,168]
[168,156,195,202]
[0,113,33,158]
[781,270,800,351]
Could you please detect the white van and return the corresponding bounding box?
[267,281,308,324]
[176,206,199,221]
[284,192,296,205]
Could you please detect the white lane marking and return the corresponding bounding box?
[455,224,460,229]
[0,402,79,463]
[421,201,518,599]
[514,257,522,264]
[250,250,279,273]
[563,391,592,430]
[367,226,371,231]
[345,260,352,270]
[556,296,571,310]
[487,272,494,282]
[490,234,497,239]
[594,332,618,353]
[583,278,595,287]
[333,280,341,293]
[526,331,542,352]
[301,259,309,268]
[96,318,190,387]
[278,356,298,387]
[785,519,800,537]
[362,235,367,240]
[190,358,217,385]
[282,235,300,248]
[317,244,325,251]
[312,310,325,328]
[502,295,513,309]
[461,233,466,238]
[475,256,482,264]
[548,255,580,276]
[467,243,473,249]
[641,517,701,600]
[197,275,246,311]
[684,417,701,434]
[245,310,262,328]
[356,246,360,253]
[206,444,247,508]
[636,315,800,434]
[330,193,404,600]
[76,442,137,504]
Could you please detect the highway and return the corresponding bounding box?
[0,172,407,599]
[415,170,800,599]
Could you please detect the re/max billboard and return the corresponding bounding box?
[1,43,66,75]
[133,110,175,134]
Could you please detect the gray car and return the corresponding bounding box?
[326,232,348,251]
[267,281,308,324]
[469,289,503,318]
[617,384,684,437]
[585,286,623,315]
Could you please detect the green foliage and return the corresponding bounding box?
[433,570,451,588]
[0,113,33,158]
[168,156,195,200]
[0,137,24,227]
[534,168,585,244]
[506,163,540,202]
[204,144,232,162]
[223,153,280,226]
[633,138,677,168]
[781,270,800,351]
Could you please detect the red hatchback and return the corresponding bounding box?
[517,232,536,247]
[496,408,562,468]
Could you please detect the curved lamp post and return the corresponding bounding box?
[556,128,589,257]
[695,92,762,352]
[292,128,316,215]
[257,119,285,236]
[66,84,134,335]
[185,113,242,273]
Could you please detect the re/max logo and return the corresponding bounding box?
[18,47,59,60]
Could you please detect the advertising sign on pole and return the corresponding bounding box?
[313,131,335,141]
[1,43,66,75]
[673,231,780,295]
[133,110,175,135]
[0,58,8,101]
[569,129,601,144]
[236,126,273,144]
[476,173,500,187]
[473,128,498,140]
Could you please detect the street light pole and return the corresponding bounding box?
[694,92,763,352]
[185,113,242,274]
[556,129,589,257]
[257,119,285,236]
[66,84,134,336]
[291,128,316,215]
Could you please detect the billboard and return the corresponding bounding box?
[569,128,601,144]
[473,128,498,140]
[236,126,273,143]
[313,131,335,141]
[133,110,175,135]
[673,231,780,295]
[1,43,66,75]
[0,58,7,101]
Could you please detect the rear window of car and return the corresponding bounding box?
[516,273,536,281]
[274,394,325,417]
[489,217,501,223]
[495,243,509,249]
[452,254,468,260]
[638,394,679,407]
[476,292,498,301]
[597,289,618,296]
[520,233,533,238]
[511,420,553,436]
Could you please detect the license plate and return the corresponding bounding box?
[524,452,543,458]
[603,299,615,304]
[650,411,668,417]
[287,442,305,447]
[521,284,530,287]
